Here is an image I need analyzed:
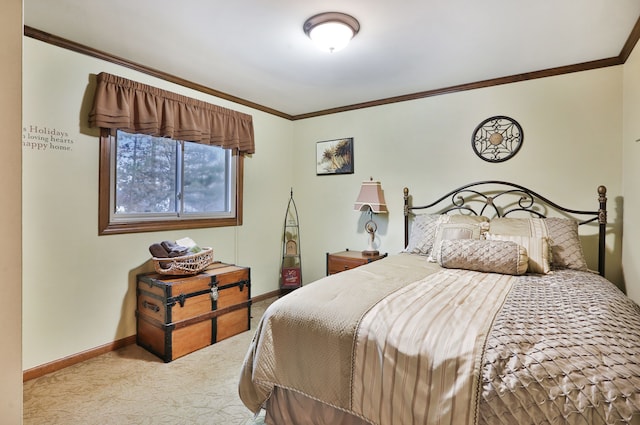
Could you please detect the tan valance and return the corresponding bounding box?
[89,72,255,154]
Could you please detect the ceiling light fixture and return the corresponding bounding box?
[303,12,360,53]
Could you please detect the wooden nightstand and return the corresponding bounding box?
[326,249,388,275]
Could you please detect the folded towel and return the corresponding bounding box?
[176,237,203,253]
[149,243,170,258]
[168,248,189,258]
[161,240,190,257]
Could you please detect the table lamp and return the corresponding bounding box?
[354,177,388,256]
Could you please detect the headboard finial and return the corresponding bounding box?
[597,185,607,277]
[598,185,607,225]
[403,187,410,217]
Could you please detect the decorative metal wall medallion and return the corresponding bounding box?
[471,115,523,162]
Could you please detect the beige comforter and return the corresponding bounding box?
[239,254,640,425]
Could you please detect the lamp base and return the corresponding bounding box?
[362,250,380,257]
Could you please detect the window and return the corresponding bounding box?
[99,129,243,235]
[90,73,254,235]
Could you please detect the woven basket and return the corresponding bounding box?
[152,247,214,275]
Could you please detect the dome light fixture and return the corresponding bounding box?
[303,12,360,53]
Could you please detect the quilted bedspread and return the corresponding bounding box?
[479,270,640,424]
[239,254,640,425]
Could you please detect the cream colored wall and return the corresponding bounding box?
[622,42,640,305]
[293,67,624,288]
[1,0,22,421]
[22,38,293,369]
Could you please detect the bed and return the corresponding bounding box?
[239,181,640,425]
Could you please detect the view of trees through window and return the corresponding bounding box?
[114,130,230,218]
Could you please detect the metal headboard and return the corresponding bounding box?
[403,180,607,276]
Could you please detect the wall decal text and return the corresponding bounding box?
[22,125,74,152]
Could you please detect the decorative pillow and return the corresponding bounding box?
[427,221,485,262]
[403,214,444,256]
[436,239,529,275]
[544,217,588,271]
[405,214,488,257]
[485,233,551,274]
[487,217,549,238]
[488,217,587,271]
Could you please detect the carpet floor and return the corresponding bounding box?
[23,298,276,425]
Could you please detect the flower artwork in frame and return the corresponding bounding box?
[316,138,354,175]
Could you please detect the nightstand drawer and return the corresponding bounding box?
[326,250,387,275]
[328,256,367,274]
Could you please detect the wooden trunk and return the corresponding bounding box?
[136,262,251,362]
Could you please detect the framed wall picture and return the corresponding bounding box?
[316,137,354,175]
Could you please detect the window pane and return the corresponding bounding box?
[182,142,229,213]
[114,132,177,214]
[101,129,242,234]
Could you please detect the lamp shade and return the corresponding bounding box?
[354,179,388,213]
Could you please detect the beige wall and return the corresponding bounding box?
[622,41,640,303]
[22,38,293,369]
[1,0,23,422]
[293,67,624,288]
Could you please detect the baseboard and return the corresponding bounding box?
[253,289,280,303]
[23,335,137,382]
[23,292,280,382]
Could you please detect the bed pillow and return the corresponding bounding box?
[436,239,529,275]
[427,221,486,262]
[403,214,444,256]
[485,233,551,274]
[488,217,587,271]
[544,217,588,271]
[405,214,488,257]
